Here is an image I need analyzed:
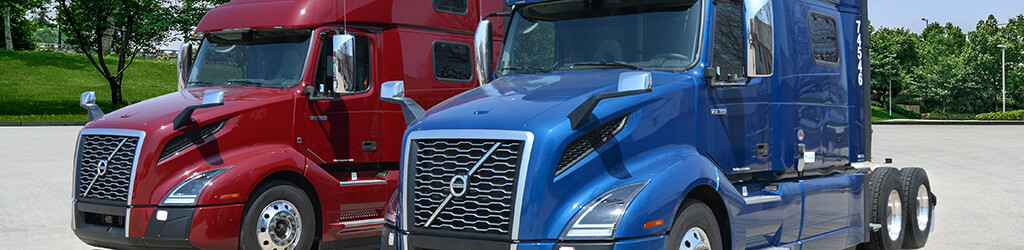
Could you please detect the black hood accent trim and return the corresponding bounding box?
[158,119,228,162]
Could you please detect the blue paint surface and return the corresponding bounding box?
[392,0,873,249]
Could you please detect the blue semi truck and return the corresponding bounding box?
[378,0,936,249]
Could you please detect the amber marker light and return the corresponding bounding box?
[643,219,664,229]
[218,193,240,199]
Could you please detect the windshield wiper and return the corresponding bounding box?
[225,79,265,86]
[499,66,552,74]
[569,62,643,70]
[187,80,217,87]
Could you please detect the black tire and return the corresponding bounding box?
[898,167,933,249]
[666,199,723,250]
[240,180,315,250]
[865,167,905,250]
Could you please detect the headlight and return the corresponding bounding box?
[561,182,647,240]
[160,167,230,206]
[384,191,400,226]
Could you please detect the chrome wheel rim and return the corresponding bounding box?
[256,200,302,250]
[678,227,711,250]
[916,185,930,231]
[887,190,903,241]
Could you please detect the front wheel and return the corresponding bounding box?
[240,180,315,250]
[667,199,722,250]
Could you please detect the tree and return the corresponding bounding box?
[870,26,919,107]
[171,0,229,41]
[55,0,174,105]
[912,22,981,113]
[1,0,46,50]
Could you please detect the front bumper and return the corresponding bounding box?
[380,225,667,250]
[73,201,244,249]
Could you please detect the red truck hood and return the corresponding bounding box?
[85,87,297,133]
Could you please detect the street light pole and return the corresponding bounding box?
[998,44,1007,113]
[888,54,897,116]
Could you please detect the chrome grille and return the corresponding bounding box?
[76,134,140,203]
[412,139,522,235]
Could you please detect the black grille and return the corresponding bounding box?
[412,139,522,235]
[77,134,140,203]
[159,120,226,162]
[555,114,629,177]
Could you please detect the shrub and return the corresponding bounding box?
[975,110,1024,120]
[921,112,975,120]
[892,104,921,119]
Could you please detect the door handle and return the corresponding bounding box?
[756,143,769,157]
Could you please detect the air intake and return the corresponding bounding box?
[555,114,629,177]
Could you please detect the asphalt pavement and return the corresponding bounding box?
[1,125,1022,249]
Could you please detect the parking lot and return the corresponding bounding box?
[1,125,1021,249]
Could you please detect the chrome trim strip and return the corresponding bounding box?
[79,128,146,206]
[405,129,535,240]
[743,195,782,205]
[338,179,387,186]
[402,233,409,250]
[341,218,385,227]
[125,207,131,237]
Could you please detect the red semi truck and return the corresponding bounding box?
[71,0,504,248]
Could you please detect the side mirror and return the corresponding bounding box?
[473,20,494,86]
[332,33,357,94]
[567,72,652,130]
[80,91,105,122]
[173,90,225,130]
[202,89,225,105]
[380,81,425,125]
[380,80,405,99]
[177,42,193,90]
[617,71,653,93]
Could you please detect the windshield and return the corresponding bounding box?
[498,0,702,76]
[188,29,312,88]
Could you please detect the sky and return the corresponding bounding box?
[869,0,1024,33]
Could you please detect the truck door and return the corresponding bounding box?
[303,29,393,223]
[304,30,381,166]
[703,0,772,175]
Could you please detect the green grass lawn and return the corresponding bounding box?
[0,50,177,121]
[871,106,911,121]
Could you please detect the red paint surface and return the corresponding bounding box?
[79,0,504,245]
[189,204,245,249]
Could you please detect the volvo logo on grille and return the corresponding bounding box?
[96,160,109,175]
[449,175,468,197]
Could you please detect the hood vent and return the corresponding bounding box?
[159,119,227,162]
[555,114,629,177]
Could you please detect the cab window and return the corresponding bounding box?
[711,0,746,83]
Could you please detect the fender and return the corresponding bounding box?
[189,144,310,206]
[612,145,743,242]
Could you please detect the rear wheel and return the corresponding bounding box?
[899,167,933,249]
[866,167,904,250]
[240,180,315,250]
[666,199,722,250]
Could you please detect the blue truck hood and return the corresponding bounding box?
[412,71,644,132]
